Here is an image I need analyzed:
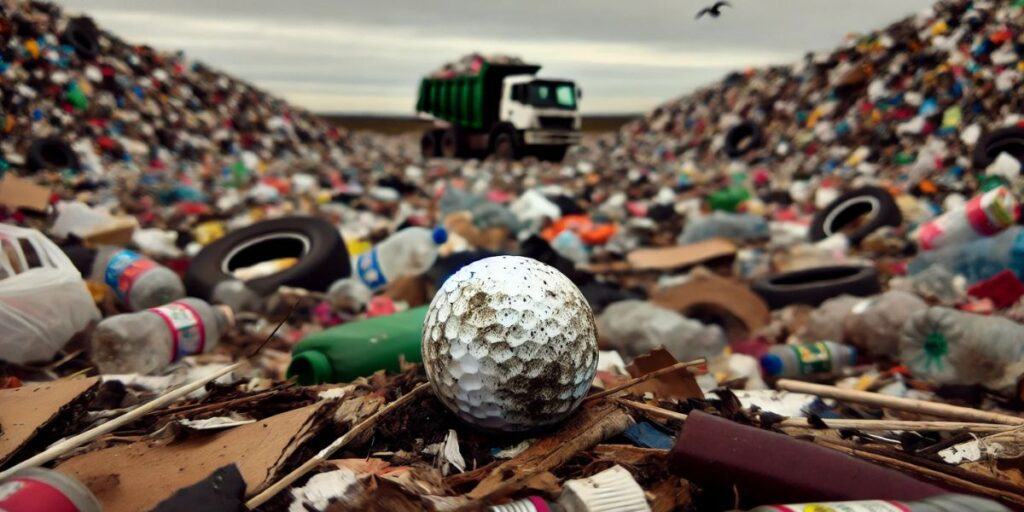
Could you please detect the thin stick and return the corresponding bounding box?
[0,361,245,479]
[245,382,429,509]
[583,358,706,403]
[776,379,1024,426]
[617,399,1020,433]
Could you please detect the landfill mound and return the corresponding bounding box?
[0,0,348,179]
[617,0,1024,189]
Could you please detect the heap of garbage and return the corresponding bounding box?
[4,0,1024,511]
[427,53,530,78]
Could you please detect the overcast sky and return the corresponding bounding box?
[55,0,934,115]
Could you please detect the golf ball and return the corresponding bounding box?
[422,256,598,431]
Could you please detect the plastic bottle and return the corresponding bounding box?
[597,300,727,363]
[908,226,1024,284]
[80,246,186,310]
[90,298,234,374]
[843,290,928,357]
[353,227,448,291]
[287,306,427,385]
[760,341,857,378]
[744,494,1009,512]
[211,279,263,313]
[900,306,1024,387]
[0,467,101,512]
[913,186,1017,251]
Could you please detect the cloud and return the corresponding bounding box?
[55,0,935,114]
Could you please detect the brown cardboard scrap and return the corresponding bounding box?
[82,216,138,248]
[0,174,52,212]
[626,238,737,271]
[0,377,99,467]
[625,348,704,401]
[56,403,329,512]
[651,268,770,341]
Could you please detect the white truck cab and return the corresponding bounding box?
[500,75,582,148]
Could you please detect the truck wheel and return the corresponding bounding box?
[490,125,520,160]
[535,145,568,162]
[420,131,440,159]
[440,128,464,159]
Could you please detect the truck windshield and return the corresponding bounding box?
[529,82,576,110]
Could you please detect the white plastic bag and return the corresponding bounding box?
[0,224,100,364]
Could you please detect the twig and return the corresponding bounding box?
[776,379,1024,426]
[618,399,1020,433]
[0,361,245,480]
[244,382,429,509]
[583,358,706,403]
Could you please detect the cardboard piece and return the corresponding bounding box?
[82,216,138,248]
[626,348,704,401]
[0,174,52,212]
[57,403,329,512]
[0,377,100,467]
[651,269,770,341]
[626,238,737,271]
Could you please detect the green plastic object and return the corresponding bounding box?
[708,186,751,212]
[288,306,428,385]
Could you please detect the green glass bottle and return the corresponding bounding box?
[287,306,427,385]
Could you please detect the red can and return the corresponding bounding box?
[0,468,100,512]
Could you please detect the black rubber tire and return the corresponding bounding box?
[752,265,881,309]
[724,121,763,158]
[62,17,100,60]
[534,145,568,162]
[26,137,80,172]
[420,131,439,159]
[973,126,1024,171]
[490,124,521,160]
[184,216,349,300]
[809,186,902,244]
[440,128,463,159]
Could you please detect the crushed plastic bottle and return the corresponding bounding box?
[913,186,1018,251]
[353,227,448,291]
[844,290,928,357]
[900,306,1024,388]
[760,341,858,378]
[90,298,234,374]
[597,300,727,362]
[908,226,1024,284]
[84,246,185,310]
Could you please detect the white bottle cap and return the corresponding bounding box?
[557,465,650,512]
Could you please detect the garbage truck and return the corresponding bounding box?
[416,59,581,162]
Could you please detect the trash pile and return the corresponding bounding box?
[427,53,530,79]
[4,0,1024,511]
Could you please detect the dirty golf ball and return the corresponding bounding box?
[422,256,598,431]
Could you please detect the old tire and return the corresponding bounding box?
[440,128,464,159]
[724,121,763,158]
[809,186,902,244]
[752,265,881,309]
[973,126,1024,171]
[421,131,440,159]
[62,17,100,60]
[27,137,80,172]
[490,124,521,160]
[184,216,349,300]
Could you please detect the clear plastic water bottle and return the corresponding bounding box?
[913,186,1018,252]
[900,306,1024,387]
[760,341,857,378]
[90,298,234,374]
[908,226,1024,284]
[86,246,186,310]
[353,227,448,291]
[211,279,263,313]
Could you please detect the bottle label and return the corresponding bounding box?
[966,187,1015,236]
[355,248,387,290]
[104,249,157,307]
[0,476,80,512]
[150,301,206,362]
[764,501,909,512]
[791,342,833,375]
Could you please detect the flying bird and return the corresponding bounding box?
[696,1,731,19]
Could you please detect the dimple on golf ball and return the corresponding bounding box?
[422,256,598,431]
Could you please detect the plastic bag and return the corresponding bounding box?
[0,224,100,364]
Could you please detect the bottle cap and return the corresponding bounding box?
[432,227,449,245]
[760,353,784,377]
[287,350,333,385]
[557,465,649,512]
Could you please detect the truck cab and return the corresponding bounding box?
[416,60,582,162]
